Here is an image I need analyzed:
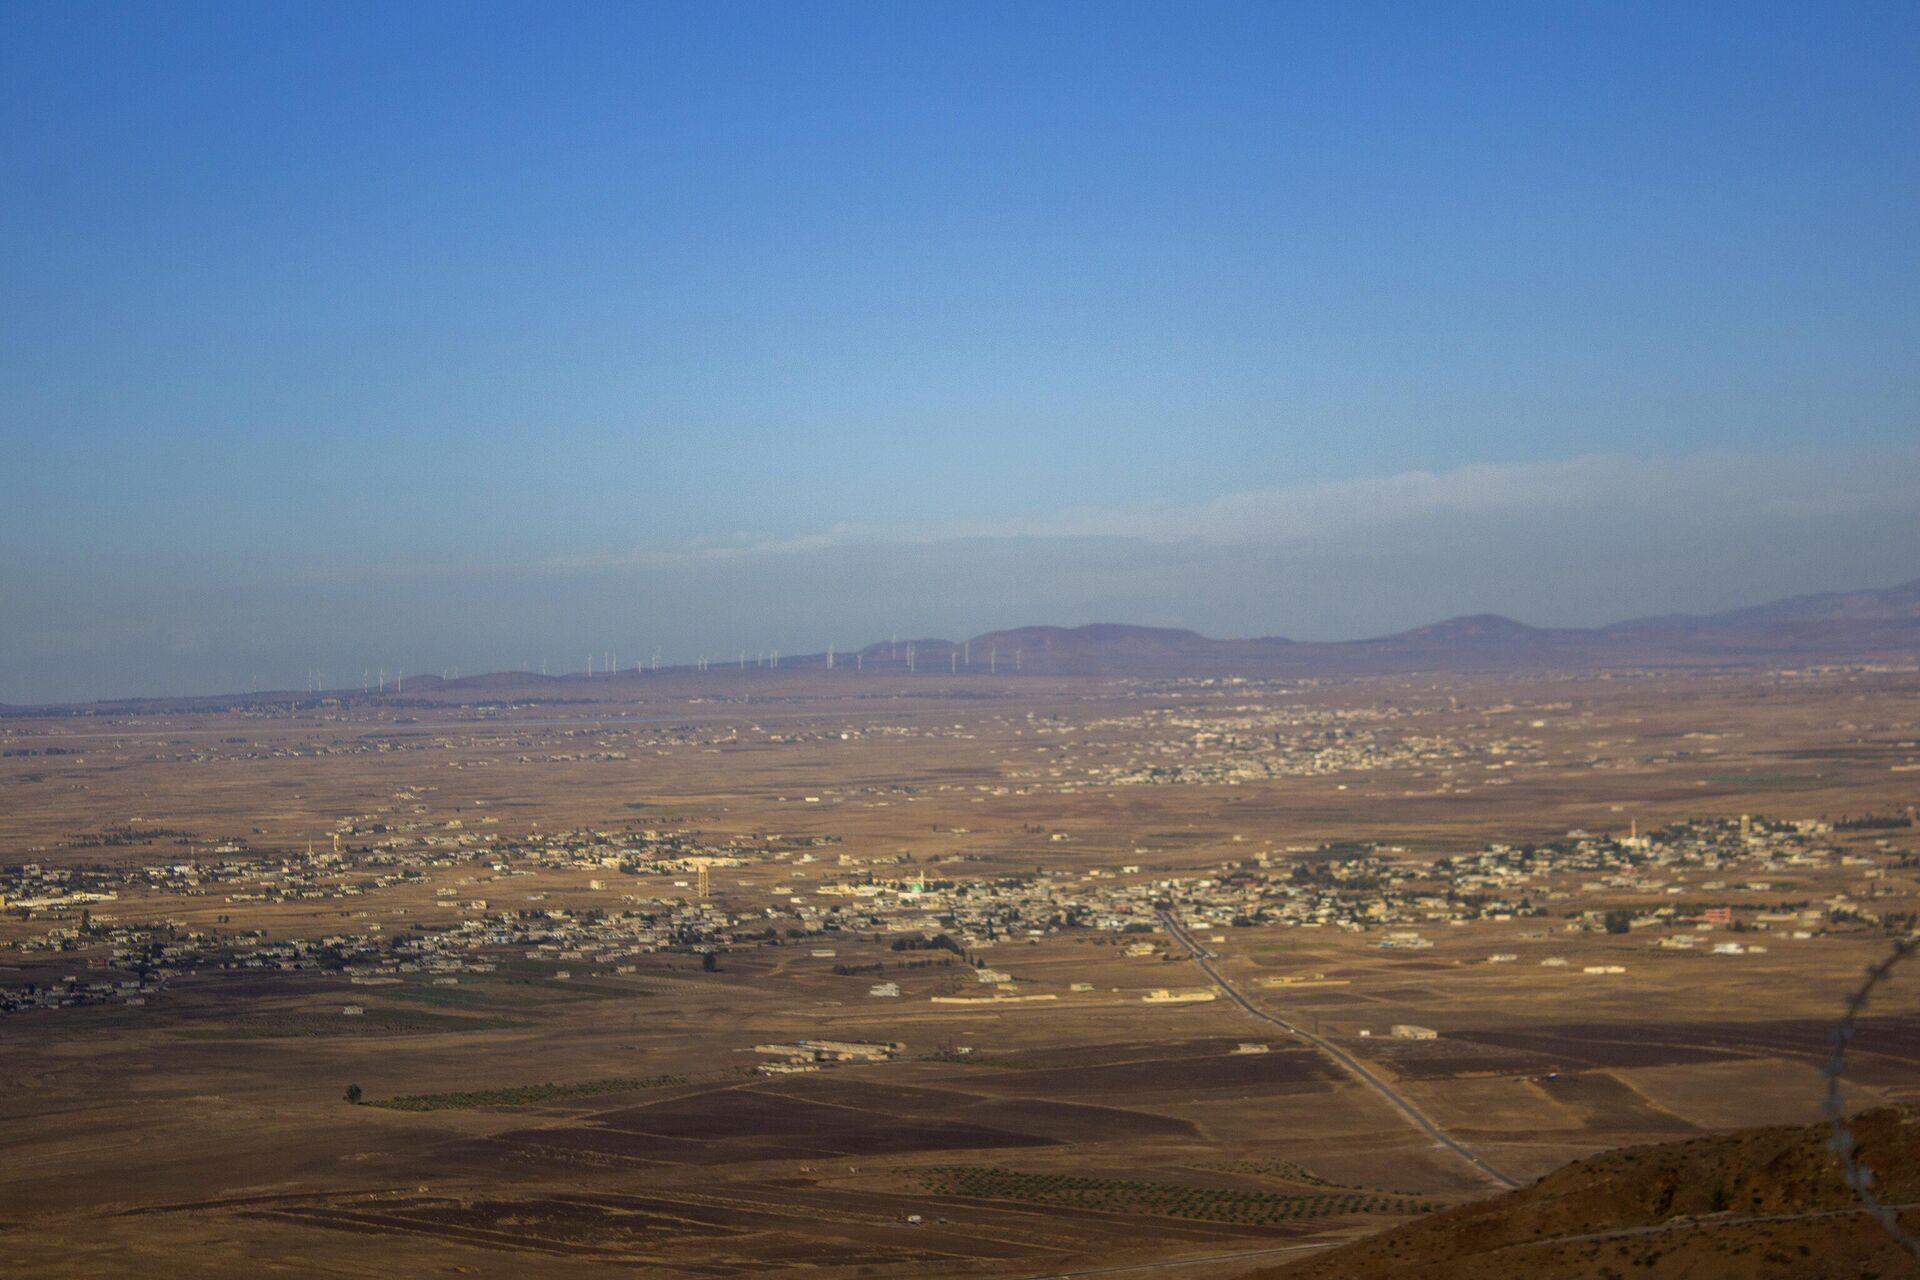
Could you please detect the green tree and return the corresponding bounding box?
[344,1083,363,1105]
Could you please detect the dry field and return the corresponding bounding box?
[2,666,1918,1276]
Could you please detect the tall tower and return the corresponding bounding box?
[697,863,711,899]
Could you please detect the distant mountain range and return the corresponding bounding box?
[6,577,1917,714]
[912,576,1920,676]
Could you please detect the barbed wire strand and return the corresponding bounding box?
[1824,934,1920,1258]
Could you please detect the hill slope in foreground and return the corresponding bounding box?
[1250,1108,1920,1280]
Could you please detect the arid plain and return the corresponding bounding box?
[4,663,1919,1277]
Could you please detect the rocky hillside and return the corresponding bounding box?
[1248,1108,1920,1280]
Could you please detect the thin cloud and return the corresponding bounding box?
[496,446,1920,568]
[935,449,1920,547]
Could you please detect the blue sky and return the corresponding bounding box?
[2,2,1917,699]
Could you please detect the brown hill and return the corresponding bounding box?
[1246,1108,1920,1280]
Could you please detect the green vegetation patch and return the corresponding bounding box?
[382,983,537,1009]
[921,1049,1071,1069]
[915,1166,1438,1224]
[622,801,704,816]
[1704,773,1822,789]
[1197,1159,1343,1187]
[543,979,651,999]
[368,1073,689,1111]
[177,1008,523,1039]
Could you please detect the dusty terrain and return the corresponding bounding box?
[1254,1107,1920,1279]
[3,664,1918,1276]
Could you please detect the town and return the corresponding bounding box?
[5,664,1919,1277]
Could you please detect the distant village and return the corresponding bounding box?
[3,812,1912,1018]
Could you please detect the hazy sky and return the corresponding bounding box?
[3,2,1917,701]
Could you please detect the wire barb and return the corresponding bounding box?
[1824,934,1920,1258]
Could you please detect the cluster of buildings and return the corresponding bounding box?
[1,811,1911,1020]
[994,702,1543,791]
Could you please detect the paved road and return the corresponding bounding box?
[1156,909,1522,1190]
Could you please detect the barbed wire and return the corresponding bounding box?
[1824,933,1920,1258]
